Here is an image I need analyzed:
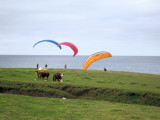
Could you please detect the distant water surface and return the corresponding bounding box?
[0,55,160,75]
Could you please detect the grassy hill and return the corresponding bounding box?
[0,68,160,93]
[0,68,160,119]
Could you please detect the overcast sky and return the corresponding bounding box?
[0,0,160,56]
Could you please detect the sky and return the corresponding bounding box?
[0,0,160,56]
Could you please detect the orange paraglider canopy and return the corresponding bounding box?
[83,51,112,71]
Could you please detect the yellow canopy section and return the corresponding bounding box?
[83,52,112,71]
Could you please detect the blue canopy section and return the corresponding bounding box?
[33,40,62,49]
[91,51,110,56]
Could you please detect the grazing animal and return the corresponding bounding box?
[36,71,41,78]
[53,73,64,83]
[41,72,50,80]
[36,71,50,80]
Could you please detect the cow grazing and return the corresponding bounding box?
[36,71,50,80]
[36,71,41,78]
[53,73,64,83]
[41,72,50,80]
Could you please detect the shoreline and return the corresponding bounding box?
[0,67,159,75]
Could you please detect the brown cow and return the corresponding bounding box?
[36,71,50,80]
[53,73,64,83]
[36,71,41,78]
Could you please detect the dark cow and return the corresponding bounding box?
[36,71,50,80]
[53,73,64,83]
[41,72,50,80]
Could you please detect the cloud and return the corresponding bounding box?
[0,0,160,55]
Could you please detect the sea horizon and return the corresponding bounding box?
[0,55,160,75]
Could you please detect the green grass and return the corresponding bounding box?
[0,93,160,120]
[0,68,160,93]
[0,68,160,119]
[1,79,160,106]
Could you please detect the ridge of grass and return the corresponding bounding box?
[1,80,160,107]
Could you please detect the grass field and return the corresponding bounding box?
[0,68,160,93]
[1,93,160,120]
[0,68,160,119]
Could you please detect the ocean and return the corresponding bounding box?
[0,55,160,75]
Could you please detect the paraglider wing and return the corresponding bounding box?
[33,40,62,49]
[83,51,112,71]
[58,42,78,57]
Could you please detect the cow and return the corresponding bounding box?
[36,71,41,78]
[36,71,50,80]
[53,73,64,83]
[41,72,50,80]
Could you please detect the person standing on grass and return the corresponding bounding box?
[45,64,48,69]
[104,67,107,71]
[64,64,67,69]
[37,64,39,69]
